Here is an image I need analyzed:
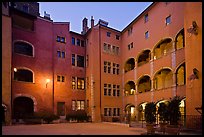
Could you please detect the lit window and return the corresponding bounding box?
[61,37,65,43]
[72,100,76,110]
[72,77,76,89]
[145,31,149,39]
[77,78,85,90]
[166,15,171,25]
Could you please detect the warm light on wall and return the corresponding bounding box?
[14,68,17,72]
[46,78,50,88]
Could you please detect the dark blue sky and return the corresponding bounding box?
[39,2,152,33]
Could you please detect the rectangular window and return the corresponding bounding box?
[128,27,132,36]
[145,31,149,39]
[77,78,85,90]
[117,108,120,116]
[166,15,171,25]
[61,76,65,82]
[61,51,65,58]
[128,43,133,50]
[108,84,111,96]
[116,35,120,40]
[108,108,112,116]
[113,108,117,116]
[103,43,108,52]
[72,77,76,89]
[144,14,148,23]
[72,37,75,45]
[57,51,61,58]
[72,54,75,66]
[113,63,116,74]
[72,100,76,110]
[116,47,119,55]
[104,108,108,116]
[57,102,65,116]
[77,39,80,46]
[117,85,120,96]
[113,84,116,96]
[116,64,120,75]
[77,55,84,67]
[108,44,111,53]
[61,37,66,43]
[104,84,107,96]
[107,32,111,37]
[57,75,61,82]
[81,40,85,47]
[104,61,107,73]
[112,46,116,54]
[57,36,60,42]
[108,62,111,73]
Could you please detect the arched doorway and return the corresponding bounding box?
[125,104,136,122]
[13,96,34,120]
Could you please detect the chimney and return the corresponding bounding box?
[91,16,94,28]
[82,17,88,34]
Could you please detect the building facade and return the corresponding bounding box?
[2,2,202,129]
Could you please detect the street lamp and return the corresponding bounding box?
[46,78,50,88]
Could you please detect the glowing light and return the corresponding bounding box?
[46,79,50,83]
[14,68,17,72]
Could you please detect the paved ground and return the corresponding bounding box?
[2,122,202,135]
[2,122,146,135]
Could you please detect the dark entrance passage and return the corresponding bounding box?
[13,96,34,119]
[2,105,6,124]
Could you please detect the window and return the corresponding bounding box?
[113,84,116,96]
[107,32,111,37]
[144,14,148,23]
[77,55,84,67]
[56,36,61,42]
[108,44,111,53]
[77,78,85,90]
[113,108,117,116]
[128,27,133,36]
[108,62,111,73]
[113,63,116,74]
[57,75,65,82]
[116,35,120,40]
[108,84,111,96]
[56,36,66,43]
[14,41,33,56]
[117,85,120,96]
[72,100,85,110]
[14,69,33,82]
[145,31,149,39]
[116,64,120,75]
[22,5,29,13]
[112,46,116,54]
[104,84,107,96]
[57,102,65,116]
[103,43,108,52]
[77,39,80,46]
[104,108,112,116]
[72,100,76,110]
[57,75,61,82]
[81,40,85,47]
[72,77,76,89]
[104,61,107,73]
[61,52,65,58]
[128,42,133,50]
[166,15,171,25]
[116,47,119,55]
[57,51,61,58]
[72,37,75,45]
[61,76,65,82]
[61,37,65,43]
[72,54,75,66]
